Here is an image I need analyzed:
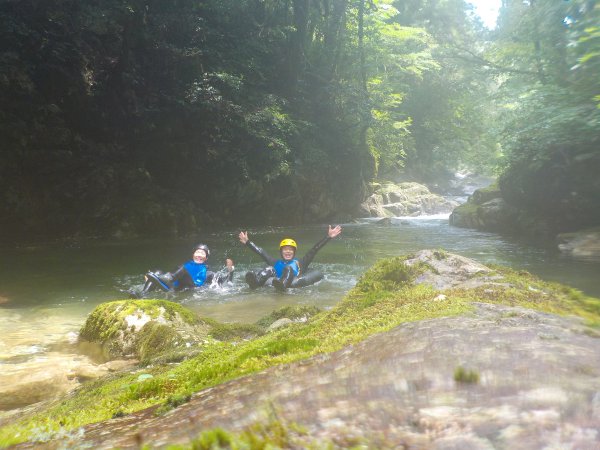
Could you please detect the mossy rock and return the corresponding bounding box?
[470,182,500,204]
[207,321,265,341]
[79,300,211,361]
[4,251,600,447]
[255,305,322,329]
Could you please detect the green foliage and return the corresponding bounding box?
[489,0,600,231]
[0,0,373,238]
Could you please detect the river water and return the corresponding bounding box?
[1,217,600,412]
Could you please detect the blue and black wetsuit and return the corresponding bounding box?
[171,261,214,289]
[244,235,330,290]
[137,261,233,297]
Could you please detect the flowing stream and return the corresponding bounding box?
[1,217,600,413]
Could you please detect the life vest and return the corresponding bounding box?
[183,261,208,286]
[273,259,300,277]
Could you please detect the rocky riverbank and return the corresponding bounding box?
[2,250,599,448]
[450,184,600,260]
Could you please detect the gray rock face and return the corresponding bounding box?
[33,303,600,450]
[359,193,393,218]
[361,182,458,218]
[449,196,519,231]
[404,249,504,290]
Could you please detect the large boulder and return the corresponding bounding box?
[359,193,393,218]
[78,300,212,362]
[450,197,520,231]
[360,182,458,218]
[449,183,523,232]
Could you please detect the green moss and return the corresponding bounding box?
[155,393,192,416]
[174,418,315,450]
[352,255,429,293]
[205,319,265,341]
[135,322,181,363]
[432,249,448,260]
[79,300,201,343]
[451,264,600,327]
[255,305,322,329]
[454,366,480,384]
[2,253,599,447]
[451,201,480,216]
[471,182,500,203]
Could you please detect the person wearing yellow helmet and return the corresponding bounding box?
[238,225,342,291]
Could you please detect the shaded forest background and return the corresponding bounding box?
[0,0,598,239]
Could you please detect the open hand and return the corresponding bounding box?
[239,231,249,244]
[328,225,342,239]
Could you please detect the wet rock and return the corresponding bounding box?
[359,193,393,218]
[7,253,600,449]
[360,182,458,218]
[404,249,503,290]
[449,194,519,232]
[78,300,211,361]
[34,303,600,449]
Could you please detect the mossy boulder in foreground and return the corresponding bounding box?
[2,250,600,448]
[78,300,211,362]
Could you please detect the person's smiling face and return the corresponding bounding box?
[193,249,208,263]
[281,245,296,261]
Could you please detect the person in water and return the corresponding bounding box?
[133,244,234,298]
[238,225,342,291]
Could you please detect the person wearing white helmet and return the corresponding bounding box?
[132,243,234,298]
[238,225,342,291]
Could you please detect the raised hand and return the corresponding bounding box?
[328,225,342,239]
[238,231,249,244]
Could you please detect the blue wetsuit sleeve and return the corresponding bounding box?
[299,236,331,270]
[246,241,278,266]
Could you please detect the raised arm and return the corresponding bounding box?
[300,225,343,270]
[239,230,278,266]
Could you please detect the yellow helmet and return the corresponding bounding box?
[279,238,297,250]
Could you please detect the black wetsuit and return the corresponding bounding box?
[244,235,331,290]
[134,262,233,298]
